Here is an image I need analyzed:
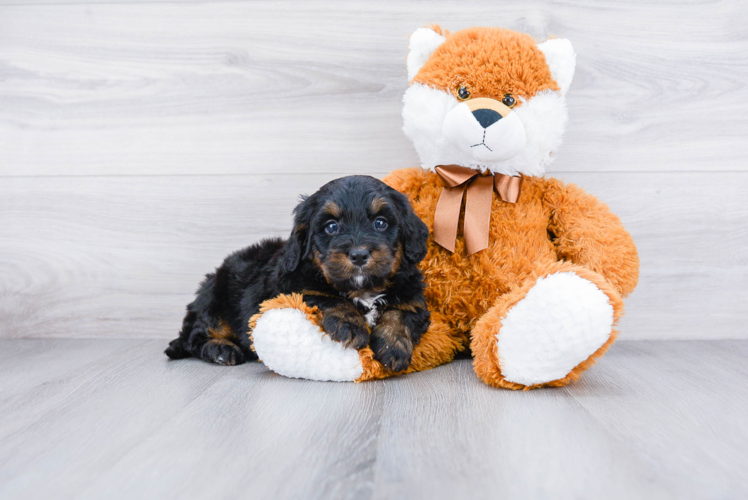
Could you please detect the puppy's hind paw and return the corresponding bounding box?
[200,340,245,366]
[165,338,190,359]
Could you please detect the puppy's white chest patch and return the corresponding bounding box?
[352,293,386,327]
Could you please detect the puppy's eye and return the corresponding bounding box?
[457,86,470,100]
[373,217,388,231]
[502,94,516,107]
[324,220,339,235]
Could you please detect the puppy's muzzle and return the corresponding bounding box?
[348,248,370,267]
[442,97,527,162]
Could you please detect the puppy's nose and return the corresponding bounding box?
[348,248,370,267]
[471,108,502,129]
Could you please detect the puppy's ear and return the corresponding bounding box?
[391,190,429,264]
[279,195,314,274]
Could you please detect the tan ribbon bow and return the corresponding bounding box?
[433,165,523,255]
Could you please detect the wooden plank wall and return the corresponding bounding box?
[1,0,746,340]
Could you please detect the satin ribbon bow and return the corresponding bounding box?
[433,164,523,255]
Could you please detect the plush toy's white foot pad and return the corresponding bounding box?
[252,308,363,382]
[497,272,614,386]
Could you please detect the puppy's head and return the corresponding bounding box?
[279,176,428,292]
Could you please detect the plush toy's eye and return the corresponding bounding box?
[374,217,388,231]
[502,94,516,107]
[324,220,339,235]
[457,86,471,100]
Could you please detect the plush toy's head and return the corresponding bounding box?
[403,26,576,177]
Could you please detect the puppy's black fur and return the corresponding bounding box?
[165,175,430,372]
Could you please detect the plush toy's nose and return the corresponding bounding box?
[465,98,512,130]
[443,96,526,162]
[471,108,502,129]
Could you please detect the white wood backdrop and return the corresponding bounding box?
[1,0,746,340]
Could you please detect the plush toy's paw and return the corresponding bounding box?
[496,271,614,386]
[200,340,245,366]
[321,309,370,349]
[251,305,364,382]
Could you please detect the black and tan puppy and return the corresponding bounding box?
[165,175,431,372]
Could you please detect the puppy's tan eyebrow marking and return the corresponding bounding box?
[370,197,387,213]
[322,200,341,218]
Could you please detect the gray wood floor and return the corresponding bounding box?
[0,339,746,499]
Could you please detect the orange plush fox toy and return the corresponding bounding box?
[250,26,640,389]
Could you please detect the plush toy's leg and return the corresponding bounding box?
[250,294,363,382]
[471,261,624,390]
[250,295,465,382]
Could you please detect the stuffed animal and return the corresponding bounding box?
[250,25,639,389]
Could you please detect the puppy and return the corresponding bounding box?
[165,175,431,372]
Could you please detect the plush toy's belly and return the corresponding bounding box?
[404,172,559,334]
[420,228,558,334]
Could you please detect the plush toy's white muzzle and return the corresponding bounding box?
[442,99,527,162]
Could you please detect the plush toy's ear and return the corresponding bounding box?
[407,26,447,81]
[279,195,314,274]
[537,38,576,96]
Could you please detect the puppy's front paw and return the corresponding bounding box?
[322,308,369,349]
[371,331,413,372]
[201,340,245,366]
[371,311,413,372]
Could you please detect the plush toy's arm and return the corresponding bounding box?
[544,179,639,297]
